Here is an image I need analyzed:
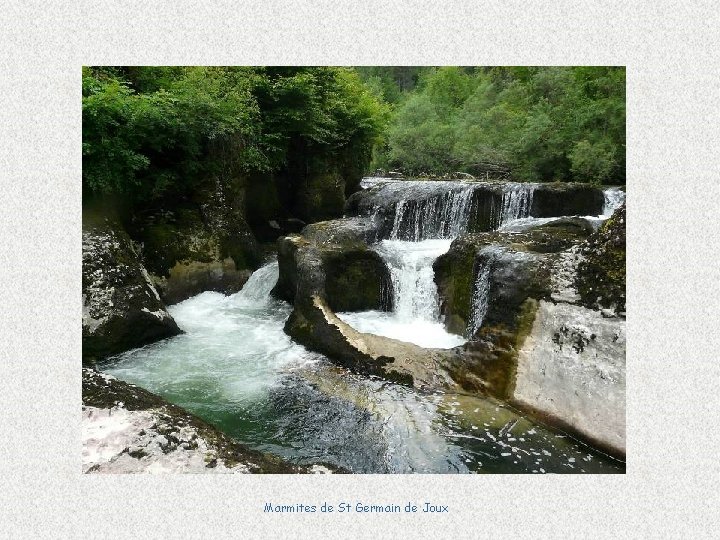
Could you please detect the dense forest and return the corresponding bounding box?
[83,66,625,213]
[82,67,388,213]
[358,67,625,184]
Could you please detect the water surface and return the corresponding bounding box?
[103,262,624,473]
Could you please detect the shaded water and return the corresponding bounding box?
[103,262,623,473]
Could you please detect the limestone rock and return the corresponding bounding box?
[433,227,588,337]
[275,229,461,391]
[576,203,626,313]
[512,300,626,458]
[134,177,261,304]
[82,215,181,363]
[82,368,336,473]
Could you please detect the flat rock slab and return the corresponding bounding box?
[512,300,626,458]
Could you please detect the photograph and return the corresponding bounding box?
[81,66,626,474]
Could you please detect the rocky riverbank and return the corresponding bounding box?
[82,177,626,465]
[82,368,336,473]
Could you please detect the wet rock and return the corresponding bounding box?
[134,178,261,304]
[302,217,381,245]
[275,235,392,312]
[323,249,393,312]
[346,179,605,235]
[82,214,181,364]
[82,368,336,473]
[275,231,461,391]
[576,203,626,313]
[474,247,551,330]
[272,234,307,304]
[508,222,626,458]
[153,259,252,306]
[512,300,626,458]
[433,222,606,402]
[531,182,605,217]
[272,217,387,309]
[285,294,461,390]
[433,228,587,337]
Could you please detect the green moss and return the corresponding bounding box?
[296,169,346,223]
[323,249,391,312]
[576,204,626,312]
[503,298,538,398]
[433,246,476,335]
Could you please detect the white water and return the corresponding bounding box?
[602,187,625,217]
[498,186,625,232]
[467,261,492,338]
[389,185,476,241]
[106,262,323,403]
[342,181,539,347]
[338,239,465,348]
[100,221,624,473]
[497,182,536,226]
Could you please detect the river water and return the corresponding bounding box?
[103,260,624,473]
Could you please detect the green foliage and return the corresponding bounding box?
[82,66,388,205]
[569,139,618,185]
[83,65,625,212]
[372,66,625,184]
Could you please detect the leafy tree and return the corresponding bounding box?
[371,66,625,184]
[82,66,388,208]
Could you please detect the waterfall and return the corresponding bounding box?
[337,238,465,349]
[230,261,279,307]
[466,255,493,337]
[602,188,625,217]
[376,239,448,321]
[497,183,536,226]
[388,186,475,241]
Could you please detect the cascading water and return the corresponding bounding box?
[338,238,465,348]
[602,187,625,217]
[389,185,476,241]
[467,260,492,338]
[101,260,622,473]
[344,181,541,345]
[496,182,536,227]
[338,184,477,348]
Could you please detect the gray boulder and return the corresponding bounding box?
[82,215,181,363]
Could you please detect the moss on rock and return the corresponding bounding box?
[82,214,181,363]
[128,177,262,304]
[294,169,347,223]
[322,247,392,312]
[433,227,577,337]
[576,204,626,313]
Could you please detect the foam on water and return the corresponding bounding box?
[338,239,465,349]
[101,255,623,473]
[106,262,322,403]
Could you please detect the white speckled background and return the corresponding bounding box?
[1,0,719,537]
